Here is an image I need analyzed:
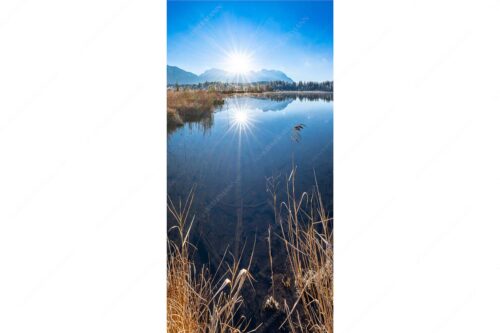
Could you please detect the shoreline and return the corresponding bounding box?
[167,89,333,132]
[167,90,224,130]
[230,90,333,97]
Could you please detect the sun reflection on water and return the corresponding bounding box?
[227,103,255,136]
[233,111,248,126]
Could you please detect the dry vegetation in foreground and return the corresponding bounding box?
[167,189,258,333]
[167,170,333,333]
[274,168,334,333]
[167,90,224,129]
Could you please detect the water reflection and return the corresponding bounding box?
[226,99,257,136]
[167,110,214,135]
[251,92,333,102]
[167,92,332,135]
[167,94,333,330]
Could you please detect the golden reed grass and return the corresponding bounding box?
[167,90,224,128]
[167,169,333,332]
[273,168,334,333]
[167,188,259,333]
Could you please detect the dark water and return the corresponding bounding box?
[167,94,333,331]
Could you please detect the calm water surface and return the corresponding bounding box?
[167,94,333,329]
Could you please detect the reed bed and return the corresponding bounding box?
[167,170,333,332]
[273,168,334,333]
[167,188,258,333]
[167,90,224,129]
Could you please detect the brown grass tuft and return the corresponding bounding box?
[275,168,334,333]
[167,90,224,131]
[167,188,259,333]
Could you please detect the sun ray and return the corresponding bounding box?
[226,51,251,74]
[225,98,257,137]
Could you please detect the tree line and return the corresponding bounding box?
[169,80,334,93]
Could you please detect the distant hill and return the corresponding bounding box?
[198,68,229,83]
[167,66,199,85]
[167,65,294,85]
[245,69,294,83]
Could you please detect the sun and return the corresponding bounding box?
[233,111,248,125]
[225,51,252,74]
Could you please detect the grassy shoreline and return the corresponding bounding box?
[167,89,333,131]
[167,90,225,130]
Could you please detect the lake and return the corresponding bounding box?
[167,93,333,329]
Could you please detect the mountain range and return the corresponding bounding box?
[167,65,294,85]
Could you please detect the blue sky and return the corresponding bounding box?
[167,1,333,82]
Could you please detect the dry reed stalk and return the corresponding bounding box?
[167,188,258,333]
[274,168,333,333]
[267,225,275,297]
[167,90,223,120]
